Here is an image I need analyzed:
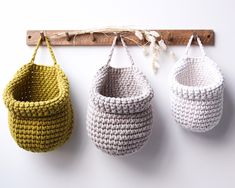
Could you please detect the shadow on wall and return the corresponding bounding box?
[31,86,87,169]
[26,85,234,171]
[118,96,170,175]
[181,88,235,140]
[118,87,235,174]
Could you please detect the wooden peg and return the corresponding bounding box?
[192,32,199,44]
[40,32,45,41]
[65,32,72,41]
[167,32,174,42]
[90,32,96,42]
[116,33,121,45]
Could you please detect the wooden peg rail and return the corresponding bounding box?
[26,30,214,46]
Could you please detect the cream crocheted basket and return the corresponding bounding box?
[170,35,224,132]
[87,36,154,156]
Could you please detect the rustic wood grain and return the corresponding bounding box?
[26,30,214,46]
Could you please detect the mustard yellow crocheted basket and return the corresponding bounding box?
[3,36,73,152]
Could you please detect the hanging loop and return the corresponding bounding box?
[30,35,57,65]
[185,34,206,57]
[106,34,135,66]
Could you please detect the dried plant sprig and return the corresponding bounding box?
[135,30,144,40]
[152,59,160,74]
[149,31,160,38]
[143,45,149,56]
[158,39,167,51]
[169,50,177,61]
[143,30,162,72]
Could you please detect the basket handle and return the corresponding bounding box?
[184,35,206,57]
[30,35,57,65]
[106,35,135,66]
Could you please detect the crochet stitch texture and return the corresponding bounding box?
[3,36,73,152]
[87,36,154,156]
[170,35,224,132]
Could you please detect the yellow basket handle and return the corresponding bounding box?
[30,35,57,65]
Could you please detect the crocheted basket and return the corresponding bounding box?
[3,36,73,152]
[87,36,154,156]
[170,35,224,132]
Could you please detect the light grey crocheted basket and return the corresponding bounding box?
[170,35,224,132]
[87,36,154,156]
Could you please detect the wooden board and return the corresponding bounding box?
[26,30,214,46]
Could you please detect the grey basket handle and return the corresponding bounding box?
[106,35,135,66]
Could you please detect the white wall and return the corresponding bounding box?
[0,0,234,187]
